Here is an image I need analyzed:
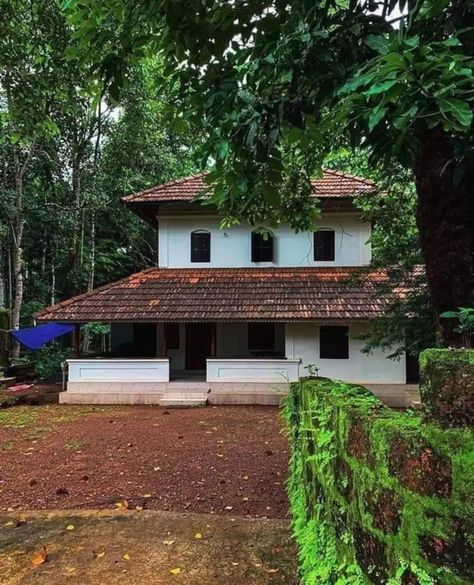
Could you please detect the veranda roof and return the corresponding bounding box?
[36,267,401,324]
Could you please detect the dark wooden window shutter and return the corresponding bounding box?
[251,231,274,262]
[314,230,335,261]
[320,326,349,359]
[248,323,275,350]
[191,231,211,262]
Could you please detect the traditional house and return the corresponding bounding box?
[37,170,414,406]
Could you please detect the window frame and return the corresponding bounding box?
[314,229,335,262]
[319,325,349,359]
[190,230,211,263]
[251,231,274,263]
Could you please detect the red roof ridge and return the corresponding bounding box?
[122,173,207,203]
[316,168,377,189]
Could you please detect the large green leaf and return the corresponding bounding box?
[439,98,473,128]
[418,0,451,20]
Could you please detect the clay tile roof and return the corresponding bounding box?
[36,267,398,323]
[122,169,377,205]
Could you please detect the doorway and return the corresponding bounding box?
[185,324,213,370]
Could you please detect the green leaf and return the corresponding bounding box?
[367,79,398,96]
[365,35,390,55]
[369,106,388,131]
[418,0,450,20]
[439,98,473,128]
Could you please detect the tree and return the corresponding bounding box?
[68,0,474,345]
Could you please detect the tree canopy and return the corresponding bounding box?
[67,0,474,343]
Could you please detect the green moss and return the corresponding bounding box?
[283,379,474,585]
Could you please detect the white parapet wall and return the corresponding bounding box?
[206,358,301,383]
[67,358,170,386]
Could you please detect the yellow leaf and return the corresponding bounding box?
[4,521,14,527]
[169,567,181,575]
[66,524,75,531]
[194,532,202,540]
[123,553,130,561]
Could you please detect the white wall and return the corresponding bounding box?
[285,322,406,384]
[158,214,371,268]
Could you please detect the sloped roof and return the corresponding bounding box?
[122,169,377,205]
[36,267,397,323]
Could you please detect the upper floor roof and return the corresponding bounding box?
[122,169,377,224]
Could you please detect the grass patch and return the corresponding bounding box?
[0,407,38,428]
[65,439,84,451]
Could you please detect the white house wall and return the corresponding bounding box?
[157,214,371,268]
[285,322,406,384]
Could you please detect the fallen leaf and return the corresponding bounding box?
[194,532,202,540]
[224,506,233,511]
[142,494,152,498]
[66,524,75,531]
[114,500,129,510]
[153,466,161,472]
[4,521,14,527]
[31,546,48,566]
[123,553,130,561]
[93,551,105,559]
[267,568,280,573]
[169,567,181,575]
[163,540,175,546]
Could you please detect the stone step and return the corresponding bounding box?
[159,393,208,408]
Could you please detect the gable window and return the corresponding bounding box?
[314,229,335,261]
[248,323,275,350]
[191,230,211,262]
[320,326,349,359]
[251,231,274,262]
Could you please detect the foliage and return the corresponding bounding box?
[67,0,474,343]
[0,1,200,369]
[283,377,474,585]
[33,343,72,380]
[440,308,474,348]
[65,0,473,223]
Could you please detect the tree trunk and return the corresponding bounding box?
[11,171,26,359]
[414,127,474,346]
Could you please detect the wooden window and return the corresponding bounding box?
[251,231,274,262]
[314,230,335,261]
[248,323,275,350]
[191,231,211,262]
[164,323,180,350]
[320,326,349,359]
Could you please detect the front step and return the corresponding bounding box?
[159,394,208,408]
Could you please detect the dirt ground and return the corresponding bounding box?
[0,404,289,518]
[0,509,298,584]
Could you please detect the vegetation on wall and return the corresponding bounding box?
[283,373,474,584]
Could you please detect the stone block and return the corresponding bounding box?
[420,349,474,428]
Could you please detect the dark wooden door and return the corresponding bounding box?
[186,324,213,370]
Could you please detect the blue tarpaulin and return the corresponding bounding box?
[10,323,75,351]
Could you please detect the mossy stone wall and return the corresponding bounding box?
[420,349,474,428]
[284,377,474,584]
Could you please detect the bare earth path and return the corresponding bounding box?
[0,404,288,517]
[0,404,297,583]
[0,509,298,584]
